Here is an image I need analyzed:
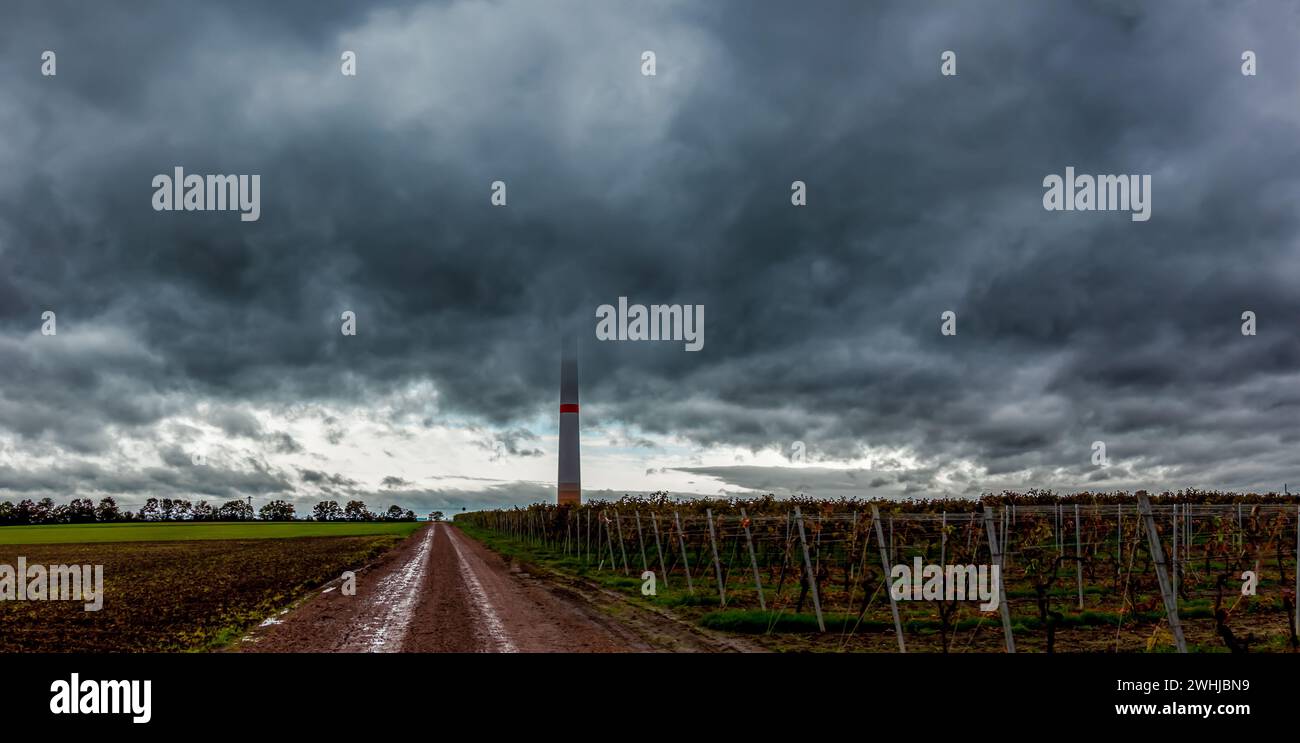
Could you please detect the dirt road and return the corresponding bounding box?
[240,522,721,653]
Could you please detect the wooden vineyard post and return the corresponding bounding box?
[1136,492,1187,653]
[981,507,1015,653]
[870,505,904,651]
[705,508,726,607]
[674,510,694,595]
[1074,503,1083,610]
[793,507,826,632]
[740,507,765,610]
[634,510,649,575]
[650,512,669,590]
[614,509,630,575]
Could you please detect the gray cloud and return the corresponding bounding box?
[0,1,1297,512]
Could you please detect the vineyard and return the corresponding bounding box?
[457,491,1300,652]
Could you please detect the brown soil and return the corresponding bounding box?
[240,523,749,653]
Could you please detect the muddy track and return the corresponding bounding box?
[239,523,745,653]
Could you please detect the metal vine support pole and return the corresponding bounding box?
[888,516,894,564]
[607,515,618,570]
[1172,504,1179,601]
[650,512,669,589]
[674,510,694,594]
[869,505,903,650]
[705,509,727,607]
[794,507,825,632]
[1003,507,1010,563]
[565,517,571,556]
[1117,503,1122,564]
[604,512,618,571]
[815,514,823,577]
[849,511,859,597]
[596,513,606,570]
[1004,506,1012,570]
[1055,504,1061,556]
[1074,503,1083,610]
[940,511,947,601]
[740,507,765,610]
[1237,503,1243,547]
[981,507,1015,653]
[585,509,591,566]
[940,511,947,565]
[1137,492,1187,653]
[634,510,649,575]
[614,509,630,575]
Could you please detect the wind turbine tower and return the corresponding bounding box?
[558,356,580,505]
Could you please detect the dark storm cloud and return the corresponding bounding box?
[297,468,357,488]
[0,456,295,508]
[0,0,1298,505]
[373,482,554,513]
[474,428,544,459]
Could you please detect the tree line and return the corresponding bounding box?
[0,496,417,525]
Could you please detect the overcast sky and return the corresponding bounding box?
[0,0,1298,514]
